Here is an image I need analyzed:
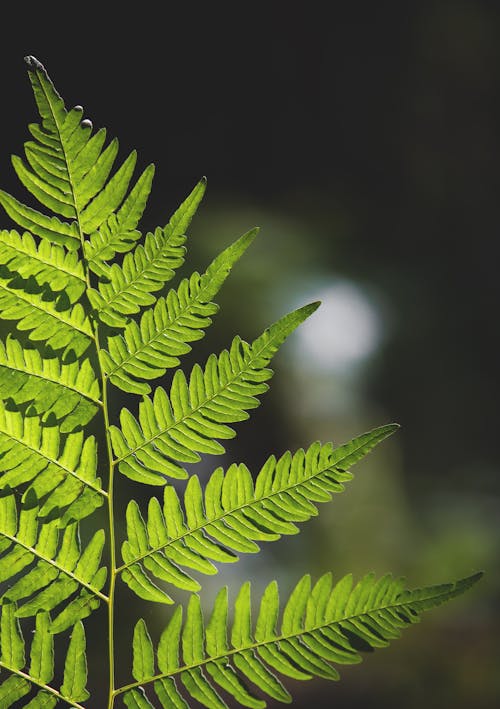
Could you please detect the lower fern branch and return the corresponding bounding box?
[0,662,88,709]
[113,571,482,708]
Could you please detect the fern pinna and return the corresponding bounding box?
[0,56,481,708]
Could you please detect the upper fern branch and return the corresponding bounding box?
[101,226,258,394]
[118,425,398,602]
[87,179,206,328]
[110,302,319,484]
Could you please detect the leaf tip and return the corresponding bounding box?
[24,55,46,73]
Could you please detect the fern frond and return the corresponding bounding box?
[22,56,135,228]
[110,302,319,484]
[121,571,482,708]
[102,226,258,394]
[0,190,80,251]
[0,335,100,432]
[0,55,149,270]
[0,402,105,522]
[88,227,186,327]
[0,229,86,303]
[119,425,398,599]
[0,601,90,707]
[88,178,207,327]
[83,164,155,276]
[0,491,107,630]
[0,266,93,358]
[0,55,483,709]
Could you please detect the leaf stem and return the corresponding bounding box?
[100,359,118,709]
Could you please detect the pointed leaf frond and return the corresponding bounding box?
[0,335,100,433]
[101,216,255,395]
[0,190,80,251]
[83,164,155,275]
[0,229,86,303]
[88,177,207,325]
[110,302,319,484]
[0,495,107,625]
[121,571,482,707]
[0,266,93,359]
[0,602,85,707]
[119,425,397,596]
[88,226,186,327]
[0,404,105,521]
[1,57,152,286]
[22,57,132,229]
[60,621,89,702]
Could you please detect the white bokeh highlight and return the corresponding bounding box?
[291,279,383,373]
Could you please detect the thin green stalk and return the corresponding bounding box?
[99,358,117,709]
[76,212,117,707]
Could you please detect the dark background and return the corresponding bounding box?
[0,2,498,707]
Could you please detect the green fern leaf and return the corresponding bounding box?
[83,164,155,275]
[0,190,80,250]
[119,425,397,596]
[101,226,258,394]
[133,619,155,683]
[0,267,93,358]
[110,302,319,484]
[0,602,25,669]
[87,177,206,326]
[60,621,89,702]
[22,57,132,228]
[0,335,100,432]
[122,572,482,707]
[29,612,54,684]
[0,403,104,520]
[0,229,86,303]
[0,495,107,623]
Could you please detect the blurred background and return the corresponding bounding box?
[0,1,498,707]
